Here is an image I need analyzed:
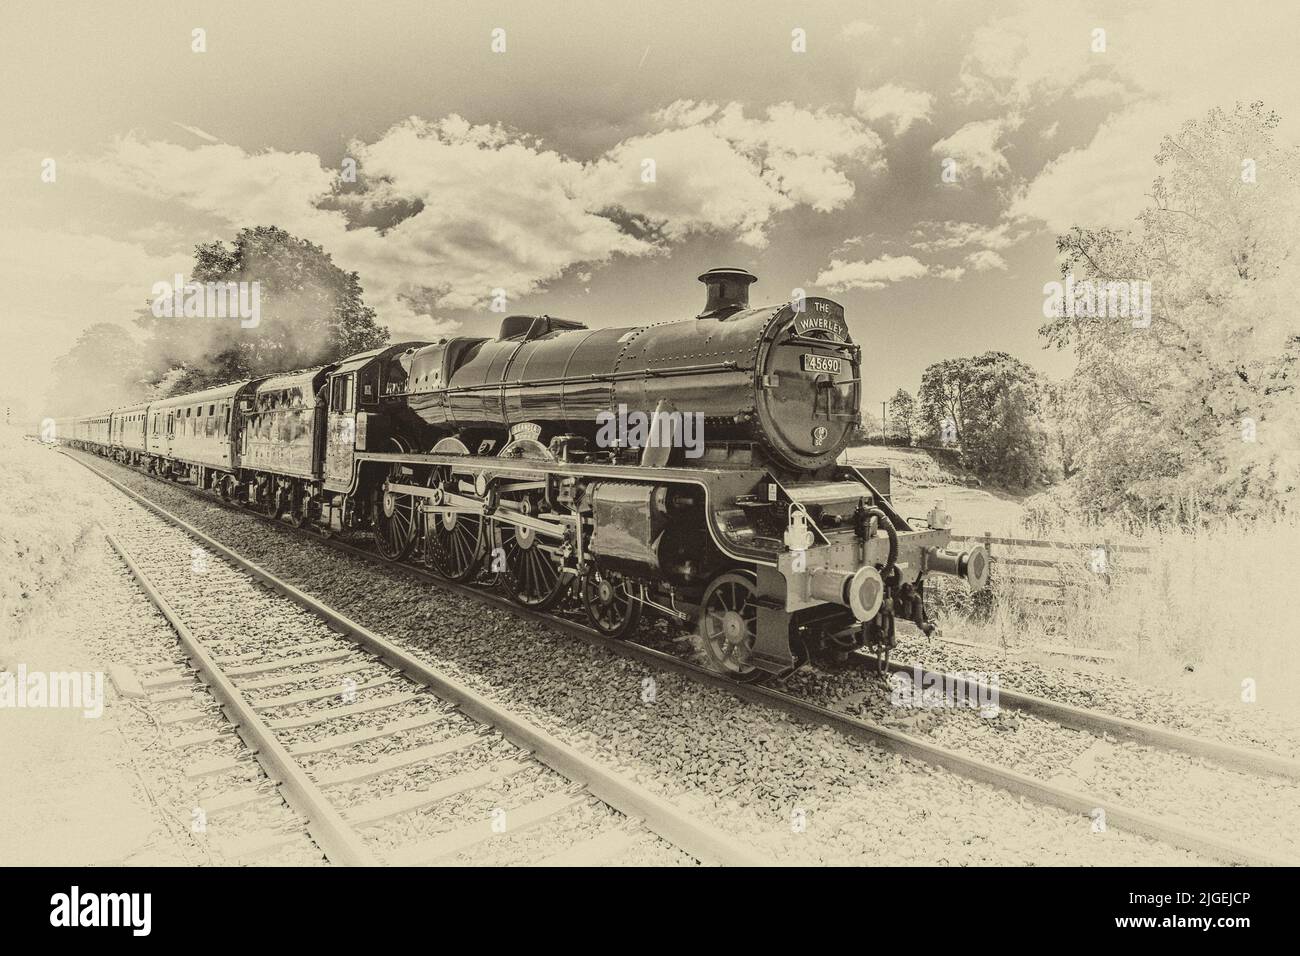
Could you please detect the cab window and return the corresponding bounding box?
[330,374,356,413]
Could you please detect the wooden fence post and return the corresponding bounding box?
[973,530,995,619]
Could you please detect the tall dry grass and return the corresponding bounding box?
[0,427,109,643]
[930,506,1300,716]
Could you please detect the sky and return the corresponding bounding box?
[2,0,1298,420]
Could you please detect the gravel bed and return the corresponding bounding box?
[357,764,562,851]
[766,643,1300,858]
[325,736,513,804]
[297,715,478,774]
[66,453,1237,865]
[93,477,673,864]
[439,802,679,867]
[30,532,325,865]
[893,633,1300,757]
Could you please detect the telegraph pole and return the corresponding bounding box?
[881,401,887,443]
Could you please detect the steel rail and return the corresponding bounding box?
[72,450,1299,866]
[80,454,772,867]
[877,657,1300,782]
[105,530,382,867]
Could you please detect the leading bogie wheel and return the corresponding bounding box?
[698,570,766,682]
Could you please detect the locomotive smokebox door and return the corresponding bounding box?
[754,297,860,470]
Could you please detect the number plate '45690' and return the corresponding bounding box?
[802,353,842,374]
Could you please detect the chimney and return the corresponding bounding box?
[697,267,757,318]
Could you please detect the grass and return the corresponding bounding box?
[0,427,109,645]
[930,506,1300,717]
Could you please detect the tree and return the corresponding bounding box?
[918,351,1051,486]
[46,323,147,417]
[1041,381,1080,479]
[138,226,390,394]
[918,357,967,445]
[1041,102,1300,521]
[886,388,917,443]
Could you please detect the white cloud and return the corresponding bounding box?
[584,126,792,248]
[1071,77,1130,101]
[961,0,1300,232]
[651,99,719,127]
[815,254,929,292]
[931,117,1019,179]
[60,104,883,340]
[965,249,1008,272]
[1008,102,1163,232]
[94,135,337,233]
[934,265,966,281]
[910,220,1024,252]
[853,84,934,136]
[840,20,878,41]
[87,120,651,330]
[957,1,1120,107]
[591,101,884,243]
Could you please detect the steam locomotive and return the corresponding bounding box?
[55,268,989,681]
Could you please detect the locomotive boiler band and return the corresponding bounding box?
[54,268,989,680]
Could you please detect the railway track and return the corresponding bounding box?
[101,497,768,866]
[72,449,1300,866]
[876,657,1300,782]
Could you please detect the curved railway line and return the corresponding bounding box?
[70,447,1300,866]
[100,487,768,866]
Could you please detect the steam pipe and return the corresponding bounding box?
[864,506,898,574]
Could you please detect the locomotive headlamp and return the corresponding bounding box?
[784,507,815,552]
